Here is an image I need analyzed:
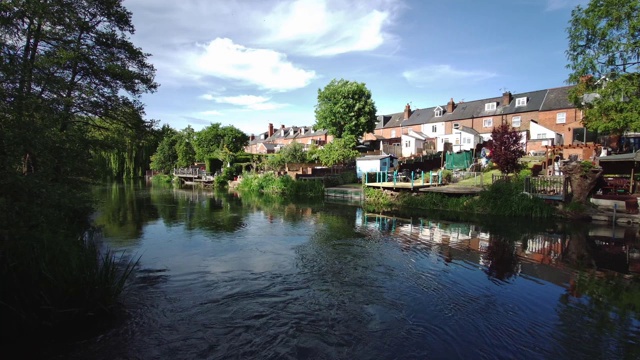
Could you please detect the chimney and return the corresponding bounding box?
[447,98,455,113]
[268,123,274,137]
[403,103,411,120]
[281,124,285,129]
[250,134,255,141]
[502,91,512,106]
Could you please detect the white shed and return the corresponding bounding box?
[356,154,398,178]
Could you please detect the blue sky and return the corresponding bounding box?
[124,0,589,136]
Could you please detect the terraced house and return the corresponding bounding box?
[244,123,334,154]
[364,85,584,158]
[246,85,586,159]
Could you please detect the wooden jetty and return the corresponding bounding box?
[325,187,364,201]
[363,170,442,191]
[173,168,216,186]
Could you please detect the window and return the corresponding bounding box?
[485,102,497,111]
[431,125,437,133]
[483,118,493,127]
[391,130,396,137]
[537,133,546,139]
[512,116,521,127]
[453,123,460,130]
[463,137,471,144]
[515,97,527,107]
[434,107,443,117]
[405,141,410,148]
[556,112,566,124]
[455,138,460,145]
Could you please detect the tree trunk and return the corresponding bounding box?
[560,160,603,204]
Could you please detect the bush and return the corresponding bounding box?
[236,173,324,198]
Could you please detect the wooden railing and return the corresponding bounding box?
[524,176,567,201]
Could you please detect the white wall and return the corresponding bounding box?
[442,130,479,152]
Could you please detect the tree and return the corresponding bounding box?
[566,0,640,134]
[150,128,179,173]
[278,141,307,165]
[490,124,525,174]
[318,136,360,167]
[314,79,377,139]
[193,123,249,170]
[175,126,196,168]
[0,0,157,180]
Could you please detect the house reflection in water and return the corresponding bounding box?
[360,213,640,285]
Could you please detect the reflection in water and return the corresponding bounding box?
[69,183,640,359]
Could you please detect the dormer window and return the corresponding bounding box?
[485,102,497,111]
[515,97,527,107]
[453,123,460,130]
[261,134,266,140]
[434,106,443,117]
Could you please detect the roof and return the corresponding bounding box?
[459,126,480,135]
[539,86,575,111]
[501,89,548,113]
[598,151,640,162]
[356,154,396,161]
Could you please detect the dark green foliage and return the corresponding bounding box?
[314,79,377,139]
[566,0,640,134]
[490,124,525,174]
[0,0,155,347]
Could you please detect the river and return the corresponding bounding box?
[64,182,640,359]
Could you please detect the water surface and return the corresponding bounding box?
[67,183,640,359]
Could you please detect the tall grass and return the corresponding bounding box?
[0,227,139,350]
[237,172,324,198]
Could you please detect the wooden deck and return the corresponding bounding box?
[363,171,442,191]
[173,168,216,185]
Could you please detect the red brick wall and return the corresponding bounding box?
[537,108,583,145]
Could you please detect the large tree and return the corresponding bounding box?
[0,0,157,179]
[314,78,377,139]
[193,123,249,161]
[490,124,525,174]
[566,0,640,134]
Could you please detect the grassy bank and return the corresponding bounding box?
[364,178,556,218]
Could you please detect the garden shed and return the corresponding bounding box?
[356,154,398,179]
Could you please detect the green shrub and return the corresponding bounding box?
[363,188,394,211]
[236,173,324,198]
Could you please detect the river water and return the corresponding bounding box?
[66,182,640,359]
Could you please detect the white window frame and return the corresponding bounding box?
[431,125,437,133]
[391,130,396,137]
[485,102,497,111]
[453,123,460,130]
[405,141,410,148]
[463,137,471,144]
[434,107,443,117]
[556,112,566,124]
[512,116,521,127]
[537,133,546,139]
[515,97,527,107]
[483,118,493,128]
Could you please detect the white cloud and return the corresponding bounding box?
[199,110,223,116]
[402,65,497,87]
[203,94,289,111]
[261,0,399,56]
[187,38,316,91]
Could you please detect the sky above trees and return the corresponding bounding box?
[123,0,589,135]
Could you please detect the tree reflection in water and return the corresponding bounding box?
[483,234,520,281]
